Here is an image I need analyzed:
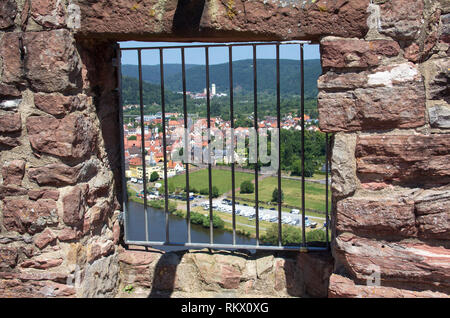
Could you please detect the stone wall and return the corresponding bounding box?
[116,246,333,298]
[0,0,122,297]
[0,0,449,298]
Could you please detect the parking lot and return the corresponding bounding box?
[194,198,320,228]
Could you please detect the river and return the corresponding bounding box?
[125,200,256,252]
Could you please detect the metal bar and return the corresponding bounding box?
[300,44,306,248]
[276,43,282,247]
[253,44,260,246]
[229,46,236,246]
[181,47,191,244]
[160,48,170,243]
[120,41,312,51]
[119,41,329,252]
[125,240,328,252]
[138,49,149,242]
[325,133,330,249]
[205,47,213,245]
[116,44,129,243]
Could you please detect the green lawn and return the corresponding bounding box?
[162,168,254,195]
[158,168,330,213]
[237,176,330,213]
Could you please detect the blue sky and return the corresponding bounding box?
[119,41,320,65]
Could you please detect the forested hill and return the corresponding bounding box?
[121,59,321,98]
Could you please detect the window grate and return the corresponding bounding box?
[117,41,331,252]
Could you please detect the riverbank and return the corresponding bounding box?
[126,187,329,245]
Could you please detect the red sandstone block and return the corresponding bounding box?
[62,184,89,227]
[23,30,81,93]
[334,233,450,293]
[28,163,82,186]
[336,197,417,238]
[0,32,23,84]
[328,274,449,298]
[356,134,450,185]
[321,38,400,69]
[2,159,26,186]
[0,112,21,133]
[3,198,58,234]
[26,113,97,161]
[0,0,17,29]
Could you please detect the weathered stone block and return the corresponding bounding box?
[30,0,67,28]
[28,189,60,201]
[328,274,449,298]
[424,58,449,103]
[0,184,28,199]
[0,0,17,29]
[334,233,450,293]
[62,184,89,227]
[0,83,21,99]
[0,246,18,269]
[3,198,58,234]
[28,163,83,186]
[33,228,57,249]
[321,38,400,69]
[356,135,450,185]
[2,159,26,186]
[297,0,370,39]
[414,189,450,240]
[33,93,88,117]
[330,133,357,198]
[0,112,21,133]
[0,136,21,148]
[0,32,23,84]
[429,105,450,129]
[318,63,426,132]
[20,257,63,270]
[336,197,417,238]
[57,228,80,242]
[378,0,424,40]
[26,113,97,161]
[23,29,81,93]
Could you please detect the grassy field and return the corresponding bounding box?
[156,168,330,213]
[161,168,254,195]
[236,176,330,212]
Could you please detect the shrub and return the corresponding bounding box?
[271,188,284,202]
[212,186,219,198]
[150,171,159,182]
[240,180,254,194]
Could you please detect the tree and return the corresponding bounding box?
[271,188,284,202]
[291,158,316,178]
[150,171,159,182]
[212,186,219,198]
[240,180,254,194]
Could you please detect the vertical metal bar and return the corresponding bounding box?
[276,44,282,247]
[181,48,191,244]
[325,133,330,249]
[160,48,170,243]
[229,46,236,246]
[116,45,129,244]
[205,47,213,244]
[138,49,149,242]
[300,44,306,248]
[253,44,259,246]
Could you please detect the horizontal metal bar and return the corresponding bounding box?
[119,41,311,51]
[125,240,328,252]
